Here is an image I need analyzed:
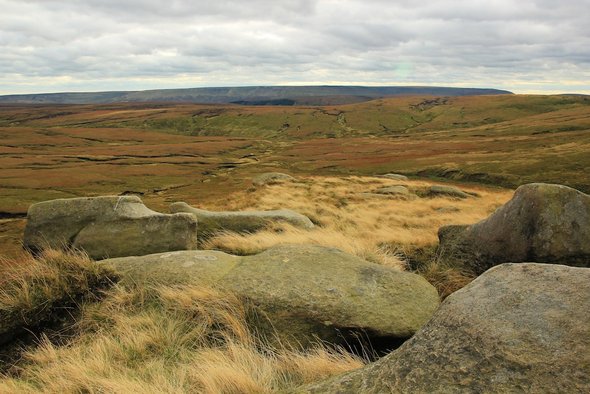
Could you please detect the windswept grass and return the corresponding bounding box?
[416,256,477,299]
[0,249,117,338]
[202,176,512,271]
[0,282,364,393]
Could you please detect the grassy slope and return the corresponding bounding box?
[0,94,588,258]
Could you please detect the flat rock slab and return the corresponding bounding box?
[356,193,395,199]
[170,202,313,238]
[373,186,411,197]
[427,185,471,199]
[438,183,590,273]
[252,172,295,186]
[378,174,409,181]
[302,263,590,393]
[24,196,197,259]
[102,244,439,348]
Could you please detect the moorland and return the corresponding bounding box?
[0,93,589,392]
[1,93,589,257]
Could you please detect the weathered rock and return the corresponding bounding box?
[24,196,197,259]
[427,185,470,199]
[102,244,439,348]
[438,183,590,273]
[170,202,313,238]
[379,174,408,181]
[224,245,439,346]
[301,263,590,393]
[374,186,411,197]
[355,193,392,199]
[252,172,295,186]
[103,249,241,286]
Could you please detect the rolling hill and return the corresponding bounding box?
[0,85,512,105]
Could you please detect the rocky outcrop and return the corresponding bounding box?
[373,186,411,197]
[170,202,314,238]
[378,174,408,181]
[302,263,590,393]
[252,172,295,186]
[438,183,590,273]
[427,185,471,199]
[24,196,197,259]
[102,244,439,348]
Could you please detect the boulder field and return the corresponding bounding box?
[438,183,590,273]
[170,202,314,238]
[23,196,197,259]
[101,244,440,349]
[13,181,590,391]
[301,263,590,393]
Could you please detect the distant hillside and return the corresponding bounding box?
[0,86,512,105]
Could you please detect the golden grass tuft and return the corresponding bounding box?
[0,282,364,393]
[417,259,476,299]
[201,176,512,271]
[0,249,117,334]
[204,224,405,269]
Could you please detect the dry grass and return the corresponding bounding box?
[201,176,512,270]
[0,176,509,391]
[0,249,117,336]
[417,257,476,299]
[0,282,364,393]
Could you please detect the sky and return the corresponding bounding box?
[1,0,589,95]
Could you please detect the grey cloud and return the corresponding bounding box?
[1,0,589,94]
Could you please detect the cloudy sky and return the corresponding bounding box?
[1,0,589,95]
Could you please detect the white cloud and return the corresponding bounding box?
[0,0,589,94]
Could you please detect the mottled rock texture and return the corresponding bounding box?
[301,263,590,393]
[24,196,197,259]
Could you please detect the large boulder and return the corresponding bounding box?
[102,244,439,348]
[302,263,590,393]
[438,183,590,273]
[24,196,197,259]
[252,172,295,186]
[170,202,314,238]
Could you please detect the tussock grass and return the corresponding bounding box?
[421,266,475,299]
[0,249,117,338]
[416,257,476,299]
[0,282,364,393]
[202,176,511,271]
[205,224,404,269]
